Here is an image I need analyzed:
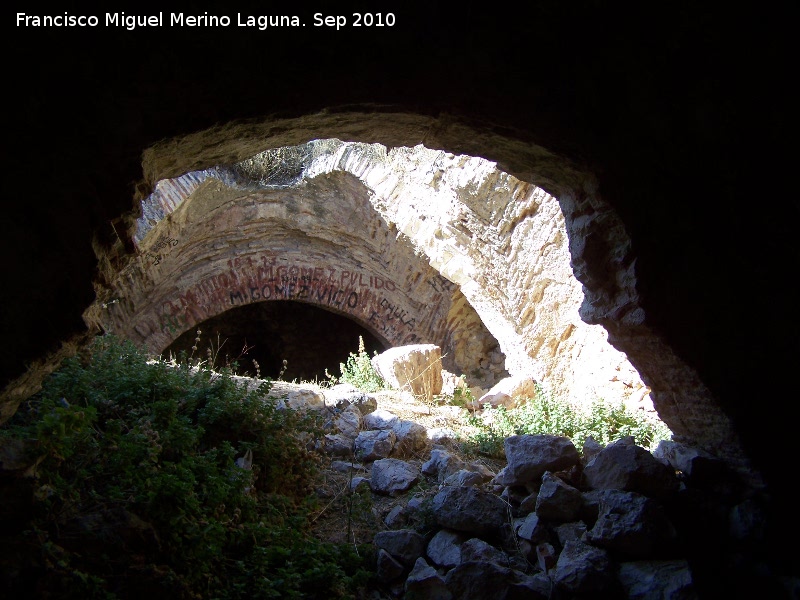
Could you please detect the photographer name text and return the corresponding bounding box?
[16,11,396,31]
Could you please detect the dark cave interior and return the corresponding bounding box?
[163,301,386,382]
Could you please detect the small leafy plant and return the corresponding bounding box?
[439,379,476,408]
[331,336,386,393]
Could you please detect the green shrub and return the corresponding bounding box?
[1,334,372,599]
[333,336,385,393]
[449,383,476,408]
[463,383,672,458]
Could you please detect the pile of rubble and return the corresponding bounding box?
[310,382,793,600]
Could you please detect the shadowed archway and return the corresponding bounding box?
[163,300,386,381]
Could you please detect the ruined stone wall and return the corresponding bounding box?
[84,159,506,386]
[76,112,759,487]
[87,137,646,410]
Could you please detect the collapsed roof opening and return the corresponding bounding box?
[163,300,386,381]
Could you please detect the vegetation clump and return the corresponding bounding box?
[0,335,372,599]
[462,383,672,458]
[329,336,386,393]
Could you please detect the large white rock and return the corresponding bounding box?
[472,373,538,410]
[371,344,443,400]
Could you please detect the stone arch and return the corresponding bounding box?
[83,111,759,488]
[88,155,508,387]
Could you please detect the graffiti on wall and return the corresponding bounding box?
[152,254,430,345]
[141,235,179,266]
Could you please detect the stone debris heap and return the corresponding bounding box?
[311,383,787,600]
